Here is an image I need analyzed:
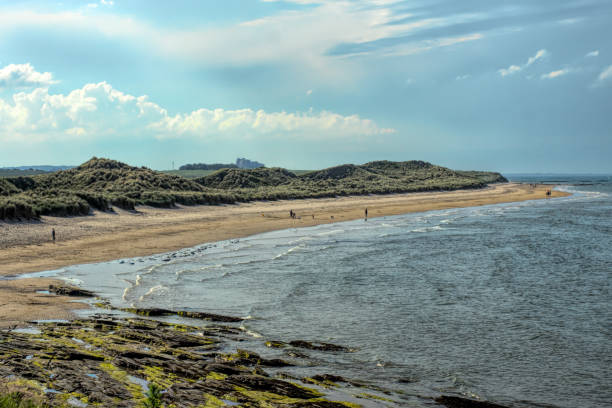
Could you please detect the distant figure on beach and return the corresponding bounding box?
[312,214,315,220]
[51,228,56,242]
[546,189,551,197]
[365,208,368,221]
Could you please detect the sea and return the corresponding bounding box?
[25,175,612,407]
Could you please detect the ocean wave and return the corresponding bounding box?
[273,244,305,259]
[556,185,608,200]
[175,264,225,277]
[121,287,131,301]
[239,325,262,338]
[121,274,143,301]
[286,236,314,245]
[411,225,444,233]
[138,285,167,301]
[316,229,345,236]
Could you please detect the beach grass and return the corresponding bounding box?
[0,157,506,220]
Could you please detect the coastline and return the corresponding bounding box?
[0,183,569,327]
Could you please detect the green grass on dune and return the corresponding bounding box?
[0,169,49,178]
[0,157,507,220]
[161,169,218,179]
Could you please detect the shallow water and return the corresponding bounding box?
[38,176,612,407]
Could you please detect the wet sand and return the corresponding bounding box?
[0,183,568,327]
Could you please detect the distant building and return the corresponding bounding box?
[236,158,264,169]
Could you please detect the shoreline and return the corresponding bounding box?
[0,183,569,327]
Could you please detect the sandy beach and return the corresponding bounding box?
[0,183,568,327]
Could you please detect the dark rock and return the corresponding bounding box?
[205,363,246,376]
[48,284,95,297]
[122,307,175,317]
[227,375,321,399]
[0,317,364,407]
[59,350,104,361]
[120,307,243,322]
[311,374,347,383]
[289,340,351,352]
[227,349,293,368]
[435,395,510,408]
[282,402,359,408]
[265,340,287,348]
[177,310,243,322]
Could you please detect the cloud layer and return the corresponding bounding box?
[0,78,394,144]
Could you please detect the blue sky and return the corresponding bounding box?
[0,0,610,172]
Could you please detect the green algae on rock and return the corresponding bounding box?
[0,317,363,407]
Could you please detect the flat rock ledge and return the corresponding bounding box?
[0,317,362,407]
[0,286,513,408]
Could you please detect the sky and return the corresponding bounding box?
[0,0,610,172]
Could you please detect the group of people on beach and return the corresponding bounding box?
[288,208,369,221]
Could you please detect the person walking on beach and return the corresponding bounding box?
[365,207,368,221]
[51,228,56,243]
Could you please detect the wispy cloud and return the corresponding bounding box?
[585,50,599,58]
[456,74,471,80]
[541,68,571,79]
[597,65,612,82]
[498,49,548,77]
[0,63,57,89]
[0,3,484,75]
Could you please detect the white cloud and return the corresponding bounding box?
[306,89,313,95]
[100,0,114,5]
[0,63,57,89]
[526,49,548,66]
[0,5,484,79]
[455,74,471,80]
[541,68,570,79]
[585,50,599,58]
[0,80,394,143]
[498,49,548,77]
[498,65,521,77]
[597,65,612,82]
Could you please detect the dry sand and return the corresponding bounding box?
[0,183,568,327]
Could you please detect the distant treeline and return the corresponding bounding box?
[0,157,507,220]
[179,163,238,170]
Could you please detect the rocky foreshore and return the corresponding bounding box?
[0,286,511,408]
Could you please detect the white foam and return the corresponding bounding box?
[273,244,304,259]
[138,285,166,301]
[239,325,262,338]
[411,225,444,233]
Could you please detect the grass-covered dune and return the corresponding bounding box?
[0,157,506,220]
[196,160,507,201]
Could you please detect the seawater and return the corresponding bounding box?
[38,177,611,407]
